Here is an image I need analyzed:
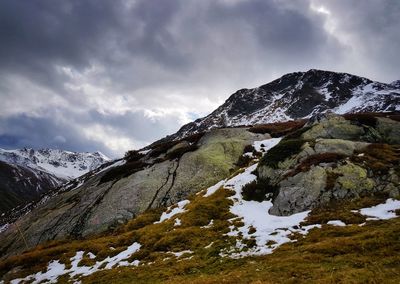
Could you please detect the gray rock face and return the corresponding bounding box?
[269,166,327,216]
[302,114,365,141]
[0,128,269,257]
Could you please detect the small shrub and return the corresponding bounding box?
[241,178,278,202]
[124,150,145,162]
[259,139,305,169]
[100,161,149,184]
[166,144,198,160]
[149,141,179,158]
[248,226,256,234]
[235,155,253,168]
[248,120,306,137]
[243,144,255,153]
[148,132,205,159]
[183,132,205,144]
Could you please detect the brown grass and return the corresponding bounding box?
[1,173,399,284]
[81,202,400,284]
[352,143,400,175]
[286,152,347,178]
[248,120,307,137]
[344,111,400,126]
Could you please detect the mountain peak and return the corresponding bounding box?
[164,70,399,141]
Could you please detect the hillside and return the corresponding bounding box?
[1,112,399,283]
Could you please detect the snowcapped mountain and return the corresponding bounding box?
[171,69,400,140]
[0,148,110,214]
[0,148,110,180]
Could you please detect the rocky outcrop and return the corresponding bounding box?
[257,113,400,216]
[0,128,269,257]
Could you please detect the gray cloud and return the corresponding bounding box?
[0,0,399,157]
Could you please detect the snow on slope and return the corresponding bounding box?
[10,243,142,284]
[0,148,110,180]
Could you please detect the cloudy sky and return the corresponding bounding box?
[0,0,399,157]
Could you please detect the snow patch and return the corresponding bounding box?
[253,138,282,153]
[169,250,193,258]
[204,180,226,197]
[359,199,400,220]
[174,218,182,226]
[10,243,141,283]
[327,220,346,227]
[155,200,190,223]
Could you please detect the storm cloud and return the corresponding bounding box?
[0,0,399,157]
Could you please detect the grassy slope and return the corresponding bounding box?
[81,195,400,284]
[2,185,399,283]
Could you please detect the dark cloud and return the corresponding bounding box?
[0,108,185,158]
[0,113,112,156]
[0,0,399,156]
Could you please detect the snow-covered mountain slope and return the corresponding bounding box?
[170,69,400,140]
[0,148,110,214]
[0,148,110,180]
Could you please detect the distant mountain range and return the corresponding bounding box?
[165,69,400,141]
[0,148,109,213]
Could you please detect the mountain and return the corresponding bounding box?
[0,148,110,180]
[1,112,400,283]
[0,161,60,214]
[0,70,400,283]
[169,69,400,140]
[0,148,110,214]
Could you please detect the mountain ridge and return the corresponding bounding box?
[0,148,110,180]
[158,69,400,143]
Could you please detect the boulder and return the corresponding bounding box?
[269,166,327,216]
[376,117,400,144]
